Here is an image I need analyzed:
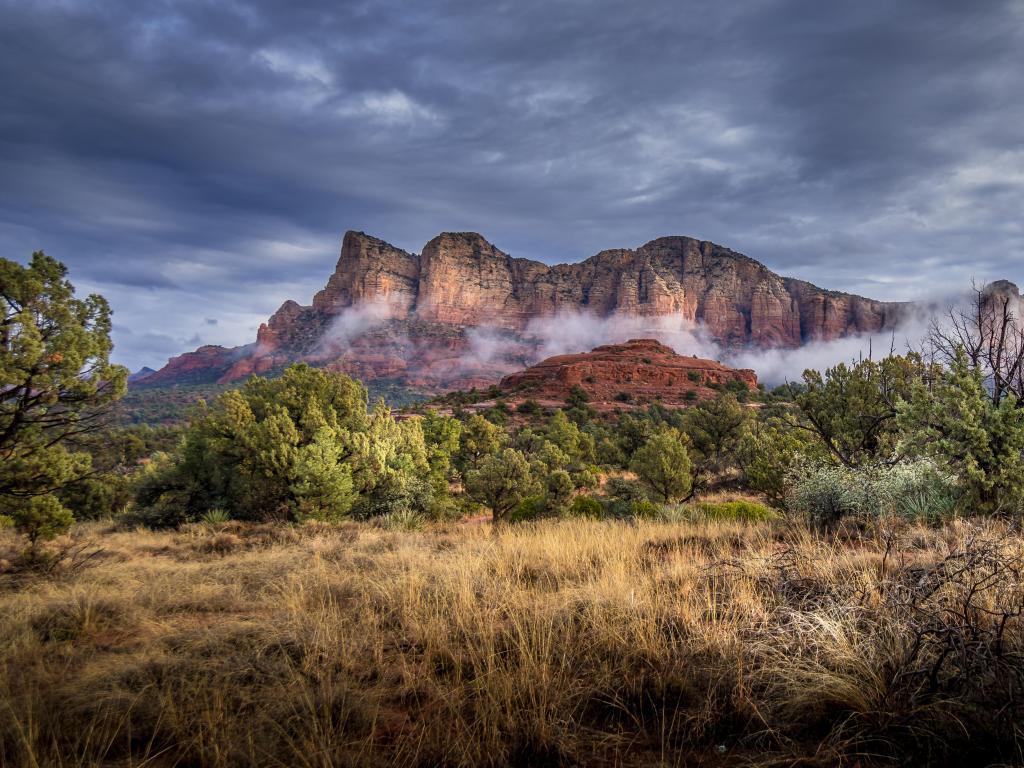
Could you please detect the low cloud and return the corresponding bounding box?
[461,299,961,387]
[525,311,721,360]
[313,298,398,357]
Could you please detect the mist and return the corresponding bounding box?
[313,298,397,356]
[465,299,957,387]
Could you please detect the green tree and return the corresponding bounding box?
[1,252,128,544]
[455,414,503,473]
[464,447,541,522]
[737,419,816,508]
[544,468,574,516]
[797,354,924,468]
[629,428,693,503]
[682,393,751,479]
[898,349,1024,515]
[545,409,596,465]
[420,410,462,497]
[353,404,432,518]
[134,365,420,523]
[615,412,655,462]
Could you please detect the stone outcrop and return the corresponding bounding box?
[139,345,242,386]
[499,339,757,406]
[142,230,908,392]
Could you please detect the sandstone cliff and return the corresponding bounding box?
[143,230,906,392]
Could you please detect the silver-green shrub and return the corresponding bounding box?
[787,459,960,528]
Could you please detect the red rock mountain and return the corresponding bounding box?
[143,230,905,391]
[500,339,757,407]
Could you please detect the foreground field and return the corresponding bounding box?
[2,518,1023,767]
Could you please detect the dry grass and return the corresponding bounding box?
[1,517,1023,767]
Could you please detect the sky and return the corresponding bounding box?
[2,0,1023,371]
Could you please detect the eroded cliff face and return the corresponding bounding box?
[143,230,906,392]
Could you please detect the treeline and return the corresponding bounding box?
[5,254,1024,550]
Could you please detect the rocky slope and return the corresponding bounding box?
[143,230,906,392]
[500,339,757,407]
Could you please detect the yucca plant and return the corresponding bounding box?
[200,508,231,526]
[376,509,426,532]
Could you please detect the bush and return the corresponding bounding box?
[516,399,542,415]
[691,500,778,522]
[376,509,426,531]
[603,477,648,518]
[651,504,693,523]
[6,496,75,548]
[200,508,231,526]
[509,495,546,523]
[787,459,961,529]
[629,500,661,519]
[566,495,603,519]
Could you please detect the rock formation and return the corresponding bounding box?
[142,230,907,392]
[499,339,757,407]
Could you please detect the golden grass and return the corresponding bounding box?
[1,517,1022,767]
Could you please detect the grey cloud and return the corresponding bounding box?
[0,0,1022,370]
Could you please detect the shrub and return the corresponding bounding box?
[200,508,231,526]
[629,429,693,503]
[6,496,75,550]
[629,500,661,519]
[603,477,649,518]
[652,504,693,523]
[566,495,603,519]
[691,500,778,522]
[787,459,961,529]
[509,495,546,523]
[376,509,426,532]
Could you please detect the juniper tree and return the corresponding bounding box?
[1,252,127,544]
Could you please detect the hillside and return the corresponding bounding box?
[141,230,905,392]
[499,338,757,408]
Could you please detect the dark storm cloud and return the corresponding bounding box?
[1,0,1022,369]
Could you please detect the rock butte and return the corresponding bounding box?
[499,338,757,407]
[142,230,907,391]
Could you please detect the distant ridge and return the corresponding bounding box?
[142,230,907,393]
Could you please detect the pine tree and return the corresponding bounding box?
[898,349,1024,515]
[1,252,127,545]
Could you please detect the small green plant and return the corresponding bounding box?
[652,504,693,523]
[614,391,632,403]
[691,500,778,522]
[686,370,702,384]
[377,509,426,532]
[201,508,231,526]
[7,496,75,554]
